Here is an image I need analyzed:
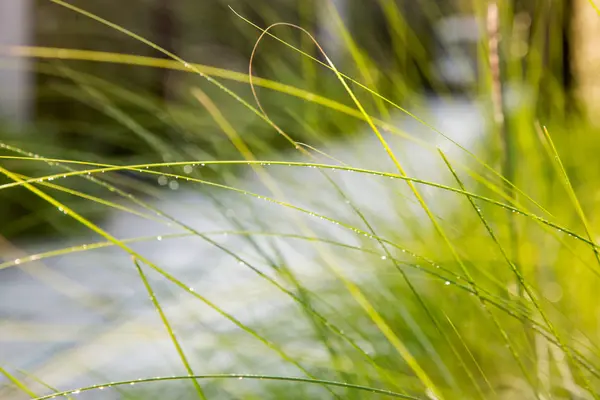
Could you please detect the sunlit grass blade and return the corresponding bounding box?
[537,125,600,269]
[0,366,38,399]
[5,44,556,219]
[0,163,341,398]
[31,374,417,400]
[0,154,595,252]
[439,149,598,398]
[229,7,551,216]
[132,257,206,399]
[4,146,600,373]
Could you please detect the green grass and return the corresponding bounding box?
[2,0,600,399]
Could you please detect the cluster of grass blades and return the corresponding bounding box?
[2,0,600,399]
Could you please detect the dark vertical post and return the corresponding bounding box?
[152,0,176,102]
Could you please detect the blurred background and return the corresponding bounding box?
[2,0,600,399]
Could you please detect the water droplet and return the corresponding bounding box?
[445,281,451,286]
[183,165,193,174]
[201,163,205,167]
[238,377,243,380]
[14,259,21,265]
[73,390,81,394]
[380,256,387,260]
[157,236,163,241]
[99,386,105,390]
[184,62,191,68]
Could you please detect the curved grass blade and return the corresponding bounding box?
[0,155,594,251]
[228,7,551,216]
[32,374,418,400]
[0,164,340,398]
[5,44,553,217]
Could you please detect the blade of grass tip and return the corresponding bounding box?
[0,366,38,398]
[0,165,341,398]
[31,375,417,400]
[438,150,599,398]
[538,125,600,269]
[132,257,206,400]
[295,143,349,166]
[229,7,550,217]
